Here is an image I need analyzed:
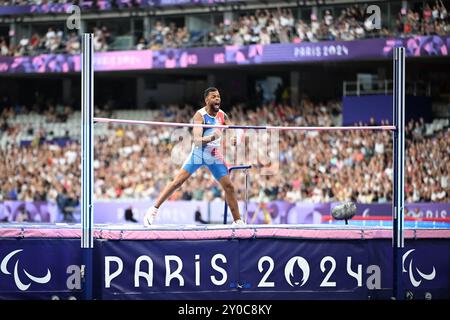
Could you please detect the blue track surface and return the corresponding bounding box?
[328,220,450,229]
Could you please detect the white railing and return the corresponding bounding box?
[343,80,431,96]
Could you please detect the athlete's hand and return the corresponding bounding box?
[211,129,223,141]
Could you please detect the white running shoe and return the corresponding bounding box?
[144,206,158,227]
[232,219,246,227]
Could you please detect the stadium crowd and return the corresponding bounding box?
[0,99,448,206]
[0,1,448,56]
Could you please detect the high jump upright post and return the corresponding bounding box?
[393,47,405,300]
[81,33,94,300]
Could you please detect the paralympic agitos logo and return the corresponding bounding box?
[1,249,52,291]
[402,249,436,287]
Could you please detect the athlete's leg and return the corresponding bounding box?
[154,168,192,208]
[144,148,203,226]
[218,174,242,222]
[206,147,243,223]
[154,146,205,207]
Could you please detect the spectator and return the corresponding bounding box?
[56,187,79,222]
[124,206,137,222]
[194,207,208,224]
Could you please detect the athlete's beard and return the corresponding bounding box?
[209,102,220,113]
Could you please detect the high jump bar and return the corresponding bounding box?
[93,117,396,131]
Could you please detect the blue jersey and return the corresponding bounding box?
[196,107,226,148]
[181,107,229,181]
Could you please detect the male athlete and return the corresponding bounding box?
[144,87,245,226]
